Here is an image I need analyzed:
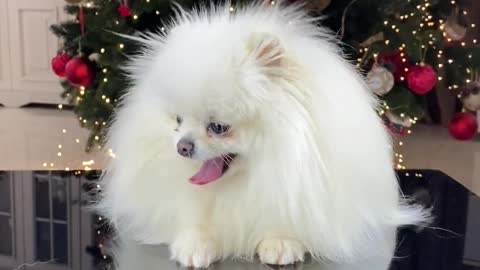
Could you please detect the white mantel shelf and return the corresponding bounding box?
[402,124,480,196]
[0,107,103,171]
[0,107,478,195]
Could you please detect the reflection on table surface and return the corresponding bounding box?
[0,170,479,270]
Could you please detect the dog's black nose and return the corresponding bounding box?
[177,139,195,158]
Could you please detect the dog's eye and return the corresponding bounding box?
[208,122,230,135]
[176,116,182,125]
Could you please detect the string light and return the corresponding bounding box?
[58,104,63,109]
[133,14,138,20]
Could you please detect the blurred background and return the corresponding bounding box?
[0,0,479,269]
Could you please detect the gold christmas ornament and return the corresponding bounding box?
[366,65,394,96]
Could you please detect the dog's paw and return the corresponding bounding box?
[169,233,218,268]
[257,238,305,265]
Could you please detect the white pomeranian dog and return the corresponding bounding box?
[98,2,430,269]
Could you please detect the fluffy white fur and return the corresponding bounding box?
[98,3,430,269]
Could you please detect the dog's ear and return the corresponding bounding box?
[248,33,284,68]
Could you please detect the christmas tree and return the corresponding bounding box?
[51,0,480,152]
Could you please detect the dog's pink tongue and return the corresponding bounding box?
[190,157,224,185]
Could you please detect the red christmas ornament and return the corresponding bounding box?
[448,112,478,140]
[406,64,437,95]
[65,57,94,87]
[118,4,132,17]
[378,51,410,82]
[51,53,72,77]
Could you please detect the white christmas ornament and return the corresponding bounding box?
[444,10,467,41]
[88,53,100,62]
[385,111,412,128]
[461,81,480,111]
[366,66,394,96]
[462,92,480,111]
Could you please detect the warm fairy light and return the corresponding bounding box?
[448,59,453,63]
[101,95,106,99]
[156,10,160,15]
[43,163,47,167]
[466,79,471,83]
[86,2,92,8]
[103,68,107,73]
[58,104,63,109]
[385,40,390,45]
[438,76,443,81]
[270,0,276,5]
[400,113,405,118]
[399,141,404,146]
[474,39,478,44]
[461,42,466,46]
[472,24,476,28]
[105,98,111,103]
[103,78,108,83]
[133,14,138,20]
[438,63,443,68]
[83,119,87,123]
[62,129,67,134]
[115,21,119,25]
[80,90,85,95]
[58,144,62,149]
[76,138,80,143]
[65,167,70,171]
[146,0,150,2]
[95,136,99,140]
[392,25,396,29]
[119,43,124,49]
[384,21,389,25]
[229,6,234,12]
[100,48,105,53]
[50,163,54,167]
[83,160,95,166]
[57,152,62,157]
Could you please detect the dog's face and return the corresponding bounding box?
[171,112,241,184]
[133,28,287,185]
